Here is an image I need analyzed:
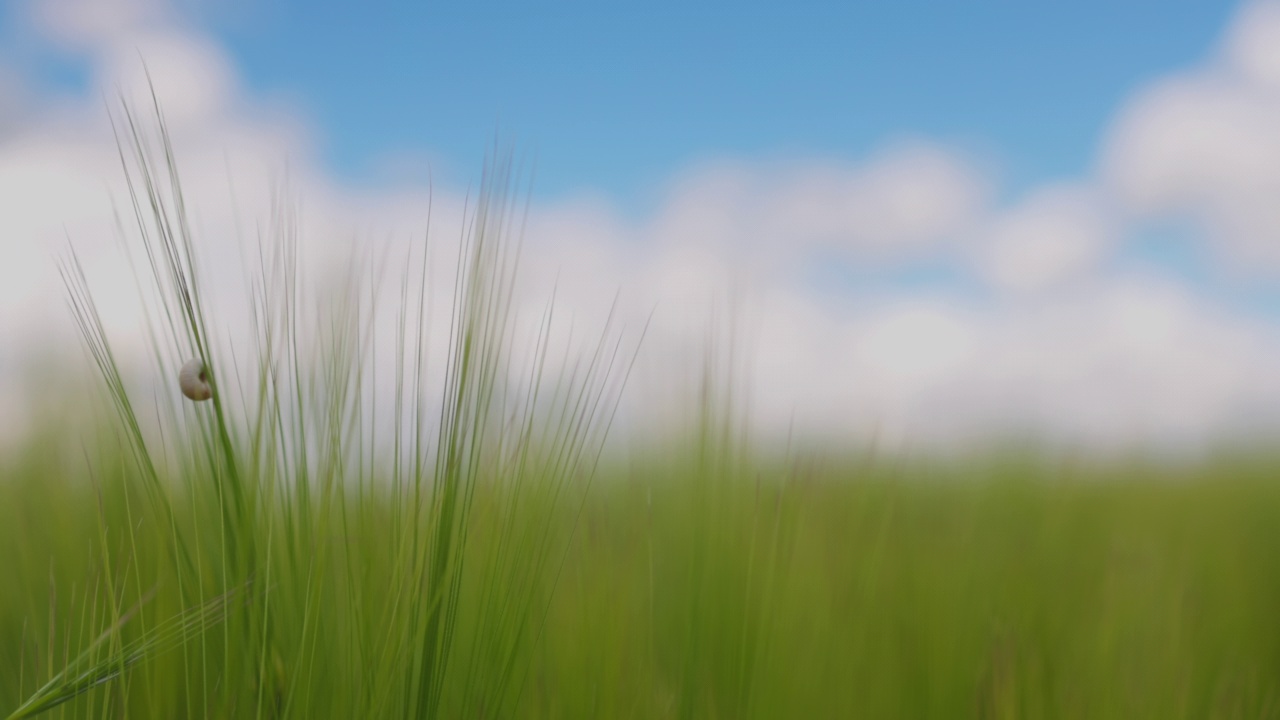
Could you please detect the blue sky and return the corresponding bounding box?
[198,0,1235,206]
[6,0,1280,450]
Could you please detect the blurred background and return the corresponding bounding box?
[12,3,1280,717]
[3,0,1280,454]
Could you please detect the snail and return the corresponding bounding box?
[179,358,213,401]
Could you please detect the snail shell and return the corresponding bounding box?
[179,358,212,401]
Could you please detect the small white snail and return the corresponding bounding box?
[179,358,212,401]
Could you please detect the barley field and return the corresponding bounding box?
[3,104,1280,719]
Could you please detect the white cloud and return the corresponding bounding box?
[974,184,1115,294]
[766,142,988,259]
[516,185,1280,453]
[99,31,236,127]
[732,276,1280,452]
[30,0,170,52]
[646,141,987,274]
[1225,0,1280,87]
[0,4,324,373]
[1103,0,1280,271]
[856,301,978,390]
[0,65,28,138]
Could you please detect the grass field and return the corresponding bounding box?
[3,101,1280,719]
[6,426,1280,718]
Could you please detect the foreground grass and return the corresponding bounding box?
[5,95,1280,718]
[4,436,1280,718]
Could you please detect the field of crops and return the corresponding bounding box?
[5,422,1280,718]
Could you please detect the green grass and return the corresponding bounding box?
[7,426,1280,718]
[3,95,1280,718]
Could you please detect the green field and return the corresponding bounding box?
[6,423,1280,718]
[3,104,1280,719]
